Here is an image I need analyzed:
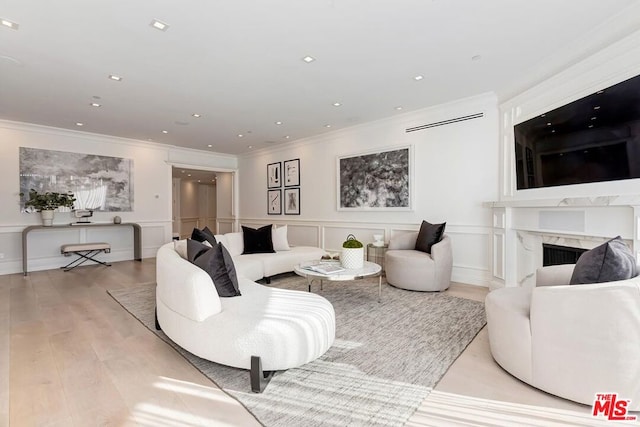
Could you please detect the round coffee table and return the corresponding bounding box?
[294,260,383,302]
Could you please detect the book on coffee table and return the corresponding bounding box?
[302,263,345,275]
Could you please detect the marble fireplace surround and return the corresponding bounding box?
[488,195,640,289]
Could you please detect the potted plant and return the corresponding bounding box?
[341,234,364,269]
[21,189,76,226]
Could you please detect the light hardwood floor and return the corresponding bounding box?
[0,260,590,426]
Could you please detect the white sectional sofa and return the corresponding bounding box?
[155,229,335,392]
[213,230,327,282]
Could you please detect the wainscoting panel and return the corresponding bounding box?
[179,217,198,239]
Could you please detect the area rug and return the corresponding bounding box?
[109,275,486,426]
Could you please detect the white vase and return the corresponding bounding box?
[341,247,364,269]
[40,209,55,226]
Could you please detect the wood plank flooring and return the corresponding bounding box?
[0,260,591,426]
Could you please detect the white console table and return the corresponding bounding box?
[22,222,142,275]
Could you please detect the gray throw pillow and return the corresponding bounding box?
[569,236,637,285]
[187,239,241,297]
[191,227,217,247]
[415,220,446,254]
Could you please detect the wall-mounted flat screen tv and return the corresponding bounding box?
[514,73,640,190]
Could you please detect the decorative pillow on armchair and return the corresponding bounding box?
[415,220,446,254]
[242,225,276,254]
[569,236,637,285]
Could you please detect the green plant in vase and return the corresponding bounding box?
[21,189,76,226]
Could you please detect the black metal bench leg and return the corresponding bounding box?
[250,356,274,393]
[61,250,111,271]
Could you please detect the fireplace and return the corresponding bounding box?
[542,244,587,267]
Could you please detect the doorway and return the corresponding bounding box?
[172,167,220,238]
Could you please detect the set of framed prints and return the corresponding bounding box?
[267,158,300,215]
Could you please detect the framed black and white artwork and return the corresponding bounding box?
[267,189,282,215]
[267,162,281,188]
[283,158,300,187]
[337,146,412,211]
[19,147,134,211]
[284,188,300,215]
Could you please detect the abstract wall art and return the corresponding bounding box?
[337,146,412,211]
[19,147,134,211]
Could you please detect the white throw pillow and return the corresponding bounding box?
[174,239,188,259]
[272,224,291,251]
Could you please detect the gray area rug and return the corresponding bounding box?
[109,274,486,426]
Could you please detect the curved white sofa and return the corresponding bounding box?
[485,264,640,408]
[213,231,326,282]
[155,242,336,391]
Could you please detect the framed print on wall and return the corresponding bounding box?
[267,162,281,188]
[337,145,413,211]
[284,188,300,215]
[283,158,300,187]
[267,189,282,215]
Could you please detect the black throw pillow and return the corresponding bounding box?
[415,220,446,254]
[187,239,241,297]
[191,227,217,246]
[242,225,275,254]
[569,236,637,285]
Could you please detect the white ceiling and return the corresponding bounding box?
[2,1,639,155]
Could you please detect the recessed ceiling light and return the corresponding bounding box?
[284,135,290,139]
[546,122,552,126]
[597,90,604,94]
[302,56,315,63]
[162,130,168,134]
[414,75,424,81]
[187,174,191,177]
[181,170,185,173]
[150,19,169,31]
[395,106,403,111]
[333,102,341,107]
[591,117,597,120]
[248,145,253,149]
[207,144,212,147]
[540,114,546,117]
[589,125,594,128]
[551,130,556,133]
[594,106,601,110]
[76,122,84,126]
[109,74,122,81]
[1,19,19,30]
[90,103,101,107]
[238,134,244,138]
[324,124,331,128]
[275,121,283,125]
[198,180,201,183]
[192,113,201,118]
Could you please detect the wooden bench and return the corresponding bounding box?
[60,242,111,271]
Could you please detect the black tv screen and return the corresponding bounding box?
[514,73,640,190]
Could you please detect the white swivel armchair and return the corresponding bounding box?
[485,264,640,409]
[384,232,452,292]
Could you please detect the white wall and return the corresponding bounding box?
[238,93,500,286]
[0,120,237,275]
